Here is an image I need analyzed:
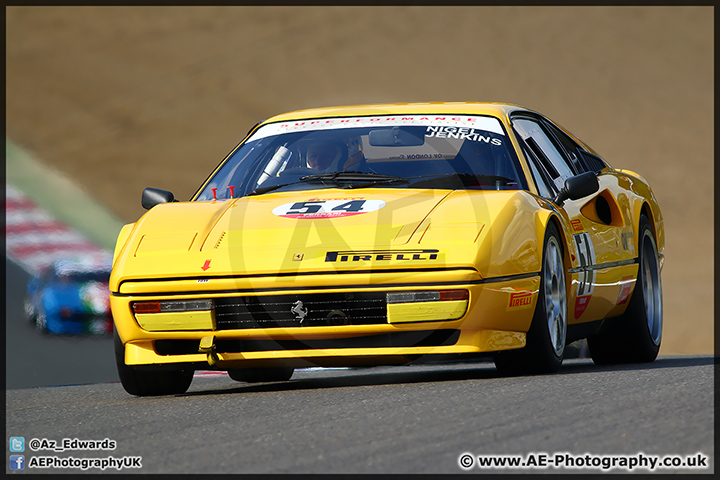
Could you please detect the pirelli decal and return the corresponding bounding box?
[507,290,534,310]
[325,249,439,263]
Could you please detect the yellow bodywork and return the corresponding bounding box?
[387,300,467,324]
[110,102,664,370]
[135,310,215,332]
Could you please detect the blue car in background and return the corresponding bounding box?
[24,256,113,335]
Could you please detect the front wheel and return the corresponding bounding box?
[494,222,567,375]
[587,215,662,364]
[114,330,193,396]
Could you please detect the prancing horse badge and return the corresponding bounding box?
[291,300,308,323]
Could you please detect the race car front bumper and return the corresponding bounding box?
[110,268,540,369]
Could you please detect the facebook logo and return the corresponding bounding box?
[9,437,25,452]
[9,455,25,470]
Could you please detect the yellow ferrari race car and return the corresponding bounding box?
[110,102,664,396]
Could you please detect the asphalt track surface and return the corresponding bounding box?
[6,356,714,474]
[5,256,715,474]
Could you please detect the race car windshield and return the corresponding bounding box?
[194,115,527,201]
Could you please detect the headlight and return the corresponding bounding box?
[386,289,468,304]
[132,300,213,314]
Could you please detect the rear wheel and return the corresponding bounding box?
[228,367,295,383]
[494,222,567,375]
[587,215,662,364]
[114,330,193,396]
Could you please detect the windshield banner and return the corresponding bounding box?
[251,115,505,141]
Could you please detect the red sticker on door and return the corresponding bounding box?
[574,294,591,319]
[273,199,386,219]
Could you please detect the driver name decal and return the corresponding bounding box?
[273,199,386,219]
[424,126,503,145]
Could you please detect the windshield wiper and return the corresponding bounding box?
[247,182,299,196]
[301,171,408,186]
[406,173,516,188]
[247,171,407,196]
[247,174,338,196]
[247,172,514,196]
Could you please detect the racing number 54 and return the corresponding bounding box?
[286,200,366,215]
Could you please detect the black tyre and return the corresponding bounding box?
[114,330,193,396]
[494,222,567,375]
[587,215,662,364]
[228,367,295,383]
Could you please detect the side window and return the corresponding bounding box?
[543,122,585,173]
[520,142,555,199]
[512,118,576,191]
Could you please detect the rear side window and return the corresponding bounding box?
[543,121,607,174]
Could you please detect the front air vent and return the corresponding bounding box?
[595,195,612,225]
[213,292,388,330]
[580,189,624,227]
[153,329,461,355]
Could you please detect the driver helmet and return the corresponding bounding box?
[305,141,343,170]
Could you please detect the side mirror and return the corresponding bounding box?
[553,171,599,206]
[142,187,176,210]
